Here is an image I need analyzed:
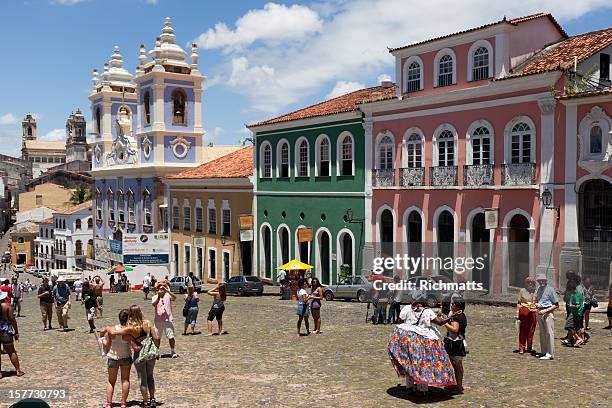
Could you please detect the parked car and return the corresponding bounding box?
[1,253,10,263]
[26,265,39,275]
[323,276,372,302]
[225,275,264,296]
[12,264,25,273]
[168,276,203,294]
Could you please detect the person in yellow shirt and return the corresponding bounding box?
[515,276,538,354]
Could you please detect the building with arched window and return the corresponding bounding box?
[248,84,396,285]
[361,12,612,294]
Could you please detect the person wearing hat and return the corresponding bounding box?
[52,276,72,331]
[535,273,559,360]
[37,277,54,330]
[0,290,24,378]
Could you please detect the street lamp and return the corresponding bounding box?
[345,208,353,223]
[541,188,560,221]
[220,235,226,245]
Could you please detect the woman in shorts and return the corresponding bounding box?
[296,279,310,336]
[310,278,323,334]
[205,284,227,336]
[183,285,199,335]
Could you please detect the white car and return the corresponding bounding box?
[12,264,25,273]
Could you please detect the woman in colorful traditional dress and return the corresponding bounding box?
[387,297,456,396]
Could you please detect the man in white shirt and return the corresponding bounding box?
[73,278,83,301]
[143,273,152,300]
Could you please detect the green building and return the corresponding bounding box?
[248,85,396,285]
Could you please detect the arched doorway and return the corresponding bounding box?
[317,231,331,285]
[437,210,454,278]
[278,226,290,266]
[508,214,530,287]
[380,209,394,276]
[471,213,490,290]
[338,231,354,279]
[406,211,422,276]
[262,226,272,279]
[580,179,612,289]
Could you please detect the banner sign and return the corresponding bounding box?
[122,233,169,265]
[239,215,254,230]
[240,229,254,242]
[109,240,123,255]
[484,208,499,229]
[298,227,313,243]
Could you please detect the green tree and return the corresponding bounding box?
[69,184,92,205]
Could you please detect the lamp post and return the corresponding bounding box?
[541,187,560,221]
[345,208,353,223]
[220,235,226,246]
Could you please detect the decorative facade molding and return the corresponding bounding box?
[577,106,612,174]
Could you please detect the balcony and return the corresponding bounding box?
[502,163,536,185]
[373,169,394,187]
[400,167,425,186]
[464,164,494,186]
[430,166,458,186]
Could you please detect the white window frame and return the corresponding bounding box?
[295,137,310,177]
[143,188,152,226]
[207,199,217,235]
[183,199,191,231]
[172,198,180,230]
[433,48,457,87]
[467,40,493,81]
[432,124,458,166]
[184,243,192,276]
[207,246,217,280]
[260,142,272,179]
[315,134,331,177]
[127,189,135,224]
[402,127,425,168]
[375,130,395,170]
[95,189,102,221]
[337,131,355,176]
[503,116,536,164]
[466,120,495,165]
[221,249,232,282]
[403,55,424,93]
[195,199,204,232]
[221,200,231,237]
[117,190,125,223]
[276,139,290,178]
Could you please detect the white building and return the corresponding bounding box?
[52,201,93,270]
[34,218,55,271]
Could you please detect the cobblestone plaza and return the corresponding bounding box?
[1,286,610,407]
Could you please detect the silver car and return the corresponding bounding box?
[323,276,372,302]
[225,276,264,296]
[168,276,203,294]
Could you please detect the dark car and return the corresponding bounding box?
[225,275,264,296]
[1,253,10,263]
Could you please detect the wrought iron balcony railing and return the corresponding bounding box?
[502,163,536,185]
[400,167,425,186]
[373,169,395,187]
[430,166,458,186]
[464,164,494,186]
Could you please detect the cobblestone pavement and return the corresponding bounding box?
[0,282,610,408]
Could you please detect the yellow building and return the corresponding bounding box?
[165,147,254,283]
[10,221,39,266]
[19,183,73,212]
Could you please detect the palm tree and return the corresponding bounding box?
[69,184,92,205]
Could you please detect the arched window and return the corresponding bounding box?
[95,107,101,135]
[75,219,82,230]
[95,189,102,220]
[117,190,125,223]
[472,47,489,81]
[405,133,422,168]
[75,240,83,256]
[261,143,272,178]
[339,134,354,176]
[437,130,455,166]
[438,55,454,87]
[143,190,152,225]
[277,141,290,178]
[127,190,135,224]
[471,126,491,165]
[510,122,532,163]
[296,139,309,177]
[437,210,455,278]
[27,126,32,137]
[143,89,151,126]
[316,136,330,177]
[171,89,187,125]
[406,62,421,93]
[590,125,603,155]
[87,218,93,229]
[378,135,394,170]
[107,188,115,222]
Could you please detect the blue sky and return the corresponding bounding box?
[0,0,611,156]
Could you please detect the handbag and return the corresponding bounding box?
[134,328,160,364]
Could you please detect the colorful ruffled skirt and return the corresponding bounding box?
[387,327,456,387]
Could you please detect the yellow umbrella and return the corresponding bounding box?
[278,259,313,270]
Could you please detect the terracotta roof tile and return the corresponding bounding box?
[55,200,92,215]
[168,146,253,180]
[558,87,612,100]
[389,13,566,52]
[508,27,612,77]
[250,85,397,127]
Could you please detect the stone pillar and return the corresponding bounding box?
[536,97,556,281]
[559,103,581,286]
[362,117,374,276]
[153,82,165,132]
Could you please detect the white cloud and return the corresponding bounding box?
[31,112,43,121]
[0,114,17,125]
[325,81,365,100]
[196,0,612,115]
[50,0,86,5]
[205,127,225,144]
[195,2,323,51]
[40,128,65,141]
[144,0,159,4]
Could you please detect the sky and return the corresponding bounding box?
[0,0,611,156]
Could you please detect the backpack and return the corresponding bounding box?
[134,324,160,364]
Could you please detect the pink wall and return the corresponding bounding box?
[509,18,565,61]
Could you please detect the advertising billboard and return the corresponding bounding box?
[122,233,170,265]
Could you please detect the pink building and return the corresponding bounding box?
[360,13,612,293]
